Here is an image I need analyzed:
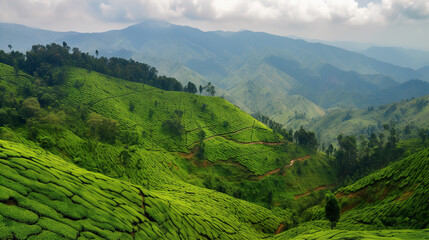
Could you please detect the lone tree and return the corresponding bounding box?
[325,193,340,229]
[184,81,197,94]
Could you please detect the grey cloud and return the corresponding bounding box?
[0,0,428,51]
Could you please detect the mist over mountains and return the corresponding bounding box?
[2,19,429,128]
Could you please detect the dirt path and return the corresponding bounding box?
[294,184,335,200]
[238,141,283,145]
[88,88,154,107]
[189,126,283,147]
[275,223,285,234]
[256,156,311,180]
[178,152,197,159]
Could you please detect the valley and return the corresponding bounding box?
[1,19,428,240]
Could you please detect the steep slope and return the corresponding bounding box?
[0,140,283,239]
[272,147,429,239]
[0,61,340,237]
[307,94,429,146]
[3,21,429,130]
[335,148,429,229]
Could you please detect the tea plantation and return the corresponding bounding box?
[1,59,428,239]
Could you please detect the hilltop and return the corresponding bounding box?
[1,44,428,239]
[0,50,338,239]
[273,147,429,239]
[3,21,429,129]
[307,94,429,146]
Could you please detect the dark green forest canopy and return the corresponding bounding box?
[0,43,187,92]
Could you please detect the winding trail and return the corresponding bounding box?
[294,184,336,200]
[256,156,311,180]
[275,223,285,234]
[189,126,283,147]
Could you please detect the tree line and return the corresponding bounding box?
[0,42,210,94]
[330,122,429,184]
[253,113,318,150]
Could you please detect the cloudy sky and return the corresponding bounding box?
[1,0,428,51]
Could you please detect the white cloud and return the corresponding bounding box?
[2,0,429,28]
[0,0,428,49]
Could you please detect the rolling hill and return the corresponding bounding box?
[1,45,428,239]
[306,94,429,146]
[273,146,429,239]
[2,21,429,129]
[0,59,342,238]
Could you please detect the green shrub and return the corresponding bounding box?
[0,203,39,224]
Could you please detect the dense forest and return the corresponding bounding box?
[0,43,208,93]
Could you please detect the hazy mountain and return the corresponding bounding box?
[2,20,429,128]
[0,22,75,51]
[307,94,429,146]
[361,46,429,70]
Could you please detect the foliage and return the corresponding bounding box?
[162,118,184,136]
[0,43,196,92]
[335,148,429,230]
[1,56,426,240]
[294,126,318,150]
[253,112,293,141]
[183,81,197,94]
[86,112,119,144]
[325,194,340,229]
[0,140,284,239]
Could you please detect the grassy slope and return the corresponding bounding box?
[62,67,338,203]
[0,139,285,239]
[226,62,326,128]
[273,148,429,239]
[1,63,427,239]
[0,63,340,238]
[274,221,429,240]
[335,147,429,229]
[307,95,429,146]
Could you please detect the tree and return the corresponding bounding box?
[335,135,357,178]
[326,144,334,156]
[20,97,41,119]
[419,128,428,144]
[184,82,197,94]
[162,118,184,136]
[205,82,216,96]
[294,126,318,150]
[87,112,119,143]
[95,50,99,58]
[199,85,203,95]
[8,44,12,52]
[325,194,340,229]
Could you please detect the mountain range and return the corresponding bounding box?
[1,20,429,130]
[0,51,428,239]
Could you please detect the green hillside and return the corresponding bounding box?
[0,140,283,239]
[6,21,429,132]
[0,59,341,238]
[335,147,429,229]
[1,44,428,240]
[273,147,429,239]
[308,95,429,146]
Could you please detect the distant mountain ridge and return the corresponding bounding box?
[361,46,429,70]
[2,20,429,128]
